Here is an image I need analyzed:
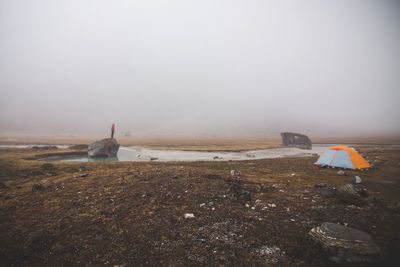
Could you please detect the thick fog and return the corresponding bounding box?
[1,0,399,138]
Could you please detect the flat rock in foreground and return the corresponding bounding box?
[88,138,120,157]
[309,222,383,264]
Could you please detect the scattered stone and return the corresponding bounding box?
[352,176,362,184]
[281,132,312,150]
[337,184,367,206]
[184,213,195,219]
[337,170,345,176]
[150,157,158,161]
[229,181,252,202]
[32,180,52,192]
[267,203,276,208]
[309,222,383,264]
[213,156,221,160]
[199,203,206,207]
[254,245,286,264]
[40,163,55,170]
[88,138,119,157]
[230,170,241,177]
[314,183,337,198]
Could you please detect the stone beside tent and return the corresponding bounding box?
[281,132,312,150]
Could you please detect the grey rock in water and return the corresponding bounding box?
[88,138,120,157]
[309,222,383,264]
[280,132,312,150]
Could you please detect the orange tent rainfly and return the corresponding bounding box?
[315,145,371,169]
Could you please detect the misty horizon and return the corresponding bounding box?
[1,0,400,138]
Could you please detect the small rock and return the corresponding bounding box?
[32,180,52,192]
[230,170,241,177]
[314,183,337,198]
[150,157,158,161]
[337,170,345,176]
[254,245,286,264]
[267,203,276,208]
[184,213,195,219]
[352,176,362,184]
[337,184,367,206]
[40,163,55,170]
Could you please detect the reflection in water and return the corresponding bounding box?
[55,146,331,162]
[88,155,119,162]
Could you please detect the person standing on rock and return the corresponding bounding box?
[111,123,115,138]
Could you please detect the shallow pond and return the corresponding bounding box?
[49,145,331,162]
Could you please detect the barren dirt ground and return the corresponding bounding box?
[1,145,400,266]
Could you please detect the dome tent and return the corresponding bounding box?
[315,146,371,169]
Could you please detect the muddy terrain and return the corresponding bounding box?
[1,145,400,266]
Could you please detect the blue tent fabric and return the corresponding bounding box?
[316,150,336,165]
[315,150,354,169]
[331,150,353,169]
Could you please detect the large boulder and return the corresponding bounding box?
[88,138,120,157]
[309,222,383,264]
[281,132,312,150]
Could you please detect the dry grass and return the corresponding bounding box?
[1,145,400,266]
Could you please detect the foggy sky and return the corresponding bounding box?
[1,0,399,137]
